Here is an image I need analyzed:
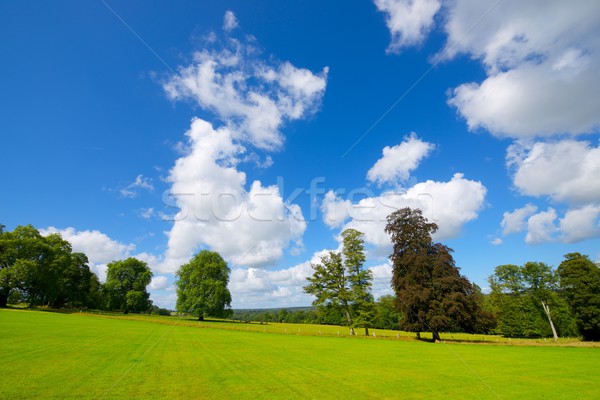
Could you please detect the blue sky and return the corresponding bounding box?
[2,1,599,309]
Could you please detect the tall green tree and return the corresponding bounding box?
[341,228,375,335]
[104,258,152,313]
[304,251,355,333]
[385,207,481,342]
[176,250,232,321]
[557,253,600,341]
[304,229,375,335]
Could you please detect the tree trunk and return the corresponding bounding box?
[198,314,204,321]
[432,331,441,342]
[416,331,421,340]
[541,301,558,342]
[365,327,369,336]
[349,327,355,335]
[0,293,8,308]
[343,304,355,335]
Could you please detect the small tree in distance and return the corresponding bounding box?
[176,250,232,321]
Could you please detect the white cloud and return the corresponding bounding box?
[149,275,169,291]
[500,203,537,235]
[502,204,600,245]
[374,0,441,53]
[223,11,238,32]
[120,175,154,198]
[490,238,503,245]
[40,227,135,281]
[507,140,600,205]
[228,249,394,308]
[559,205,600,243]
[164,34,328,150]
[369,262,394,299]
[162,22,327,271]
[443,0,600,138]
[366,132,435,186]
[140,208,155,219]
[322,173,486,250]
[229,250,327,308]
[525,208,558,245]
[162,118,307,272]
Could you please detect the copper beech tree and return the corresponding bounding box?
[385,207,488,342]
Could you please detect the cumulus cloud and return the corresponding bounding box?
[149,275,169,291]
[164,26,328,150]
[525,208,558,245]
[229,250,327,308]
[374,0,441,53]
[161,16,328,271]
[500,204,538,235]
[443,0,600,138]
[369,261,394,299]
[366,133,435,186]
[559,205,600,243]
[322,173,486,250]
[507,140,600,205]
[120,175,154,198]
[501,204,600,245]
[40,227,136,281]
[501,139,600,243]
[162,118,307,272]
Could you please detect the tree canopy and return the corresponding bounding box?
[489,262,576,339]
[176,250,232,320]
[557,253,600,341]
[104,258,153,313]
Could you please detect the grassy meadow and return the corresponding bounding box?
[1,309,599,399]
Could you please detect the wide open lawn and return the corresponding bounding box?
[1,309,598,399]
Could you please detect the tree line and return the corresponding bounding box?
[302,208,599,342]
[2,212,599,342]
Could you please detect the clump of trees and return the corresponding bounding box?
[304,228,375,335]
[0,225,154,313]
[488,253,600,341]
[0,225,101,308]
[385,208,495,341]
[488,262,576,340]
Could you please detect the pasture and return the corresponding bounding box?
[1,309,598,399]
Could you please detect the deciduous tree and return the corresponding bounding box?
[304,229,375,335]
[385,207,481,342]
[104,258,152,313]
[342,228,375,335]
[558,253,600,341]
[176,250,232,320]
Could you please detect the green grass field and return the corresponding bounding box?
[1,309,599,399]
